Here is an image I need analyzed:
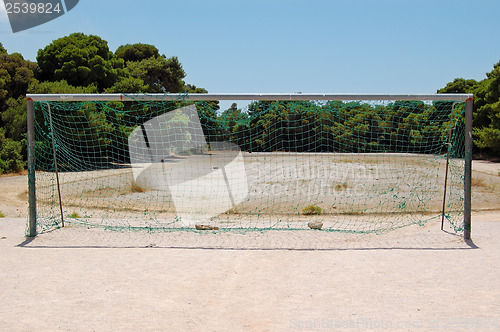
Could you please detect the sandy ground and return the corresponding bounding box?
[0,161,499,331]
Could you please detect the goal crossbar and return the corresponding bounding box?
[26,93,473,102]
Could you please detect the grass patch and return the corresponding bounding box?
[0,211,5,218]
[302,204,323,215]
[67,212,81,218]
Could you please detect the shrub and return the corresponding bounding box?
[0,130,25,174]
[302,205,323,215]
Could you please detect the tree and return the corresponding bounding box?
[183,84,220,138]
[473,62,500,154]
[217,103,250,149]
[115,43,160,62]
[28,80,98,95]
[0,50,37,102]
[111,43,186,93]
[0,127,25,174]
[106,76,148,93]
[474,127,500,154]
[2,97,27,141]
[27,81,118,171]
[0,47,37,172]
[36,33,120,91]
[125,55,185,93]
[438,78,478,94]
[439,60,500,156]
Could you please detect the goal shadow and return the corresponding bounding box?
[18,221,477,251]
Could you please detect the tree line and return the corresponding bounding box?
[438,63,500,156]
[1,32,499,173]
[0,33,204,173]
[34,98,464,172]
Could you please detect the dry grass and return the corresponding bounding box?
[130,181,146,193]
[472,176,486,188]
[334,183,349,191]
[472,175,497,191]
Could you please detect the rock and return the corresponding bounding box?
[307,221,323,230]
[195,224,219,231]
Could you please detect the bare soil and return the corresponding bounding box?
[0,161,499,331]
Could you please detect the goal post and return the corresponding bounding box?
[464,97,473,240]
[25,93,473,239]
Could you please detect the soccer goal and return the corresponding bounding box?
[26,93,473,240]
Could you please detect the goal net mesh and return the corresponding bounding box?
[31,95,466,236]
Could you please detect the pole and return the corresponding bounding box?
[27,99,37,237]
[26,93,473,102]
[463,98,473,240]
[441,102,460,231]
[441,127,452,230]
[47,103,65,228]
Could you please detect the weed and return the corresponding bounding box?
[302,205,323,215]
[67,212,80,218]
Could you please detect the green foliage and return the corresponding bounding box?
[0,51,37,101]
[222,100,455,154]
[115,43,160,62]
[440,61,500,156]
[473,127,500,153]
[0,33,195,174]
[28,81,99,155]
[185,84,207,93]
[0,128,25,174]
[217,103,249,148]
[28,80,98,94]
[27,82,108,170]
[0,210,5,218]
[106,76,148,93]
[112,43,186,93]
[36,33,119,91]
[302,205,323,215]
[438,78,479,94]
[3,32,499,176]
[0,48,36,173]
[2,97,27,141]
[124,55,186,93]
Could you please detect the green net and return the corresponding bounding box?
[30,95,467,236]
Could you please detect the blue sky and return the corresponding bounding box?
[1,0,499,95]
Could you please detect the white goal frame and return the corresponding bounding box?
[26,93,473,239]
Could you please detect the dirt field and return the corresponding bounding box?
[0,160,499,331]
[28,154,500,234]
